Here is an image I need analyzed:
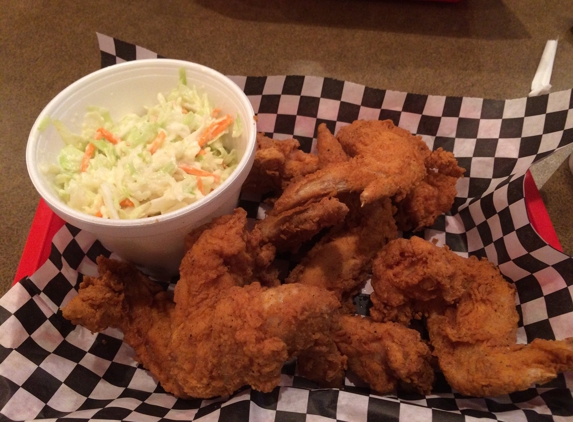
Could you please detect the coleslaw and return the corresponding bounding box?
[43,69,241,219]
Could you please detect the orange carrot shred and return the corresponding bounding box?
[197,149,207,156]
[81,143,96,172]
[120,198,134,208]
[196,176,205,195]
[211,108,221,117]
[95,210,103,218]
[94,127,120,145]
[178,164,220,183]
[149,131,166,154]
[198,115,233,147]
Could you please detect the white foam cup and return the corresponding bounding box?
[26,59,257,277]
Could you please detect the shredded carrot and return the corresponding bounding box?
[81,143,96,172]
[181,107,188,115]
[198,115,233,147]
[95,210,103,218]
[148,131,166,154]
[211,108,221,117]
[94,127,121,145]
[196,176,205,195]
[178,164,220,183]
[120,198,134,208]
[197,149,207,156]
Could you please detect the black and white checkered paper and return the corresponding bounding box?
[1,33,573,422]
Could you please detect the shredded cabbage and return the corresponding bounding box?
[46,72,241,219]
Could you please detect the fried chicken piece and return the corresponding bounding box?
[175,209,278,316]
[429,311,573,396]
[296,328,349,388]
[316,123,349,168]
[394,147,465,232]
[176,209,349,390]
[286,196,397,307]
[369,236,470,324]
[334,315,434,395]
[272,120,429,213]
[63,209,345,399]
[169,282,344,397]
[255,197,349,253]
[242,133,319,195]
[370,236,573,397]
[172,209,346,396]
[62,257,185,397]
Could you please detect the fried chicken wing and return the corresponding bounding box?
[394,148,465,232]
[169,282,343,397]
[429,317,573,396]
[316,123,349,168]
[272,120,429,213]
[370,236,573,397]
[369,236,470,324]
[334,315,434,395]
[242,133,319,195]
[255,197,349,253]
[62,257,185,397]
[63,209,345,399]
[286,196,397,307]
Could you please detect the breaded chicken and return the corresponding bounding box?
[394,147,465,232]
[316,123,349,168]
[242,133,319,195]
[63,210,345,399]
[62,257,184,396]
[272,120,429,213]
[255,197,349,253]
[286,196,397,307]
[334,315,434,395]
[370,236,573,397]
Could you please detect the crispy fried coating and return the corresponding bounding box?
[370,236,573,397]
[335,119,430,204]
[296,329,349,388]
[63,210,344,399]
[316,123,349,168]
[61,121,505,400]
[286,196,397,306]
[255,197,349,253]
[62,257,184,397]
[272,120,429,213]
[394,147,465,232]
[242,133,319,195]
[175,210,278,317]
[334,315,434,395]
[169,282,343,397]
[429,313,573,396]
[370,236,471,324]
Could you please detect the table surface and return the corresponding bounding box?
[3,0,573,297]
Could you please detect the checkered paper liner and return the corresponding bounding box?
[1,33,573,422]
